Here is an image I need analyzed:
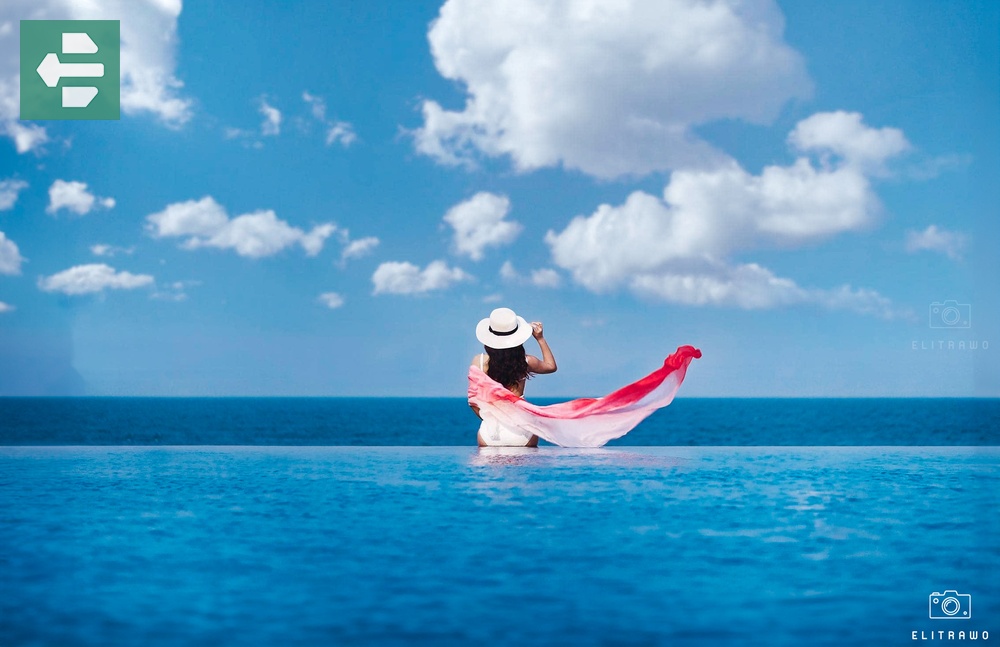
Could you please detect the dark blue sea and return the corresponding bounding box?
[1,397,998,445]
[1,398,998,646]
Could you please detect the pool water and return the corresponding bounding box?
[1,446,997,646]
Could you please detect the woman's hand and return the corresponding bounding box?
[527,321,557,374]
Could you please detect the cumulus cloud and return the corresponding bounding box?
[189,210,323,258]
[372,260,471,295]
[38,263,154,295]
[317,292,345,309]
[259,99,282,136]
[0,178,28,210]
[905,225,967,261]
[146,196,338,258]
[545,112,910,317]
[0,300,14,313]
[414,0,811,178]
[788,111,910,173]
[1,0,193,152]
[302,91,357,147]
[0,230,24,275]
[47,180,115,216]
[443,192,521,260]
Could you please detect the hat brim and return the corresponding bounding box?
[476,315,533,349]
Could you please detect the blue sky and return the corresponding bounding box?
[0,0,997,397]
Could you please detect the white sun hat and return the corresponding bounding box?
[476,307,533,349]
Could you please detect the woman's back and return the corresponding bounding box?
[476,353,525,397]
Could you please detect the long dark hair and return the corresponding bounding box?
[485,345,531,390]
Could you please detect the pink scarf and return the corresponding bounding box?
[468,345,702,447]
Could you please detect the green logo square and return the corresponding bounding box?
[20,20,120,121]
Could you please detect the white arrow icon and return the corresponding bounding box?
[63,32,99,55]
[62,87,99,108]
[36,53,104,88]
[35,32,104,108]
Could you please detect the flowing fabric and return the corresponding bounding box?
[468,345,702,448]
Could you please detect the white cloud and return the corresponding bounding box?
[0,230,24,275]
[499,260,518,281]
[325,122,357,147]
[530,268,561,289]
[443,192,521,260]
[0,178,28,210]
[302,92,326,121]
[147,196,228,237]
[905,225,967,261]
[415,0,811,178]
[628,261,803,308]
[545,112,910,317]
[499,260,561,288]
[90,243,136,257]
[47,180,115,216]
[187,211,319,258]
[38,263,154,295]
[629,261,899,317]
[259,99,282,136]
[372,260,471,295]
[112,1,193,125]
[0,300,14,313]
[788,111,910,173]
[0,121,49,154]
[300,223,338,257]
[302,91,357,147]
[146,196,337,258]
[341,236,380,262]
[317,292,345,309]
[546,165,872,292]
[0,0,193,152]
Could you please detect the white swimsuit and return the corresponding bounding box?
[477,354,534,447]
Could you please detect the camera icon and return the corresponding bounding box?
[929,590,972,619]
[929,301,971,329]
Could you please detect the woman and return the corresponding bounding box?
[470,307,557,447]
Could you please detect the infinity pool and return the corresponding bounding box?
[1,446,997,646]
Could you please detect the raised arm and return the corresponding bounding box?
[526,321,557,374]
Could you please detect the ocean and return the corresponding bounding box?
[1,397,998,445]
[1,398,998,646]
